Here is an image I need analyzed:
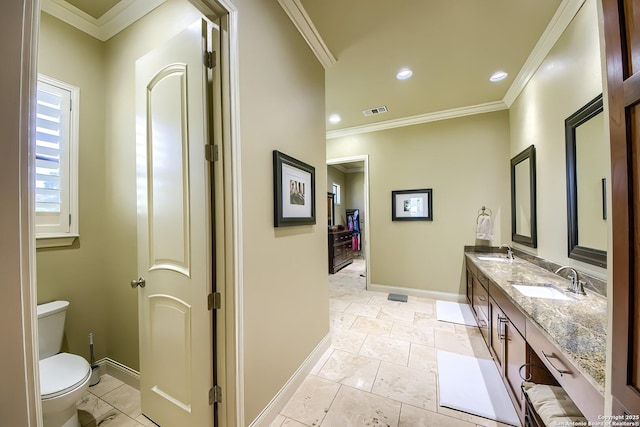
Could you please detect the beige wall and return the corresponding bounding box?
[233,0,329,421]
[36,13,110,363]
[327,111,511,295]
[509,0,605,278]
[327,165,346,225]
[36,5,330,423]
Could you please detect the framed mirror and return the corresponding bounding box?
[565,94,607,267]
[511,145,537,247]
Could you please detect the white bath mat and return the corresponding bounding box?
[437,350,520,426]
[436,301,477,326]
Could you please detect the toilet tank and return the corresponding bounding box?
[37,300,70,360]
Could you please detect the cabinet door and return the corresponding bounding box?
[466,268,473,305]
[505,321,526,418]
[490,298,505,369]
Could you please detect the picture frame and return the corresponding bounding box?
[391,189,433,221]
[273,150,316,227]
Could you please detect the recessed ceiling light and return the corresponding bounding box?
[490,71,508,82]
[396,68,413,80]
[328,114,341,124]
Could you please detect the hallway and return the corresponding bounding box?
[269,260,513,426]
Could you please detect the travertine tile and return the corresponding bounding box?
[281,375,340,426]
[317,349,380,392]
[328,298,351,313]
[372,362,437,411]
[345,302,381,318]
[282,417,313,426]
[399,403,474,427]
[101,384,142,419]
[321,385,401,427]
[359,335,410,366]
[329,311,357,330]
[331,328,367,353]
[88,374,124,397]
[414,314,456,332]
[390,322,435,346]
[135,414,159,426]
[82,409,141,427]
[269,414,286,427]
[408,344,438,374]
[434,329,492,359]
[77,393,114,426]
[378,306,416,323]
[349,317,393,336]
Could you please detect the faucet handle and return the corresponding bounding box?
[577,280,587,295]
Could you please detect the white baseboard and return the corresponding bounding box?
[368,283,466,303]
[249,333,332,427]
[93,358,140,390]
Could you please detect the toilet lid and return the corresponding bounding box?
[40,353,90,399]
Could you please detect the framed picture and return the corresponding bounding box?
[273,150,316,227]
[392,189,433,221]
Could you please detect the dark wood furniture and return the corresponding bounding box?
[328,230,353,273]
[603,0,640,416]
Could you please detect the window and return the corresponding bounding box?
[332,183,341,205]
[35,75,79,247]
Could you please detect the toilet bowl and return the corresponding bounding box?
[38,301,92,427]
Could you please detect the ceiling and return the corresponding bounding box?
[44,0,583,138]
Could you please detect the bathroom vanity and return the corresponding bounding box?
[465,249,606,424]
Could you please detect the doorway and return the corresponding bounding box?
[27,0,239,426]
[327,155,370,289]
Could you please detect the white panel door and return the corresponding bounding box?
[135,19,215,427]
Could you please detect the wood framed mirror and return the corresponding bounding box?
[327,192,335,226]
[565,94,607,267]
[511,145,537,247]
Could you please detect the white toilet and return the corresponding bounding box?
[38,301,91,427]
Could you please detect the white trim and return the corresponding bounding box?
[35,236,77,248]
[276,0,336,69]
[248,333,332,427]
[326,101,508,139]
[40,0,167,42]
[368,283,466,303]
[327,155,370,290]
[503,0,587,107]
[209,2,244,426]
[93,358,141,390]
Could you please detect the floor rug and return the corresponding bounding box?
[437,350,520,426]
[435,301,477,326]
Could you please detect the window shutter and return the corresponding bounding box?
[35,75,78,244]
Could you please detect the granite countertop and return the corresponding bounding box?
[465,253,607,394]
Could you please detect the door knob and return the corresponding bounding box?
[131,277,146,288]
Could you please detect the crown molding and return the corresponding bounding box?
[326,101,508,139]
[503,0,586,107]
[277,0,336,69]
[41,0,167,42]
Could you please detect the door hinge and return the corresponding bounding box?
[205,144,219,162]
[209,385,222,405]
[204,51,216,69]
[208,292,221,310]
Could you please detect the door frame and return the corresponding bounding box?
[12,0,244,426]
[327,155,371,289]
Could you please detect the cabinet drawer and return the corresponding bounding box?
[525,318,603,421]
[476,270,489,290]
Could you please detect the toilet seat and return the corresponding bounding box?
[40,353,90,399]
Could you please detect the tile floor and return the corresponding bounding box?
[270,258,515,427]
[76,374,156,427]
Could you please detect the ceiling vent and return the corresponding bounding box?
[362,105,388,116]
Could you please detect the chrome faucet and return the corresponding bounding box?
[555,266,586,295]
[499,244,514,260]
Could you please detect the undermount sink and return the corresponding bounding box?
[512,283,573,301]
[477,255,510,262]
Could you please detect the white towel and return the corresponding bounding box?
[476,215,493,240]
